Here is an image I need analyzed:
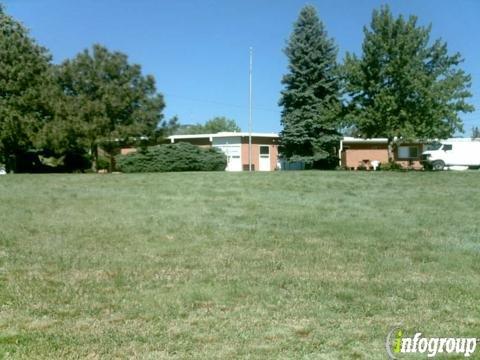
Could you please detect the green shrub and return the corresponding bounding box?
[357,163,368,171]
[378,161,404,171]
[313,156,339,170]
[115,142,227,173]
[97,155,110,170]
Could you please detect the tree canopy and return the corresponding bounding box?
[203,117,241,133]
[173,116,241,135]
[0,6,167,172]
[343,6,474,158]
[50,44,165,170]
[0,5,55,171]
[279,5,341,165]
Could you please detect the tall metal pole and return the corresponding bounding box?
[248,47,253,172]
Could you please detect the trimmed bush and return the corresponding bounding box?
[96,155,110,170]
[115,142,227,173]
[378,161,404,171]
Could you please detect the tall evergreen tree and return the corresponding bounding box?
[279,5,341,166]
[0,5,54,171]
[51,44,165,171]
[344,6,474,160]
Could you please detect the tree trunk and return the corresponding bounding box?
[6,153,16,173]
[387,139,395,163]
[91,144,98,172]
[109,153,114,173]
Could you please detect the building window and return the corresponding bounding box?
[397,146,419,159]
[260,146,269,155]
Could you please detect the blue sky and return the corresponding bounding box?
[4,0,480,134]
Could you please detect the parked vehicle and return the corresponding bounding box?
[421,139,480,170]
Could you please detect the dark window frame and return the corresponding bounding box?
[397,145,419,159]
[259,145,270,156]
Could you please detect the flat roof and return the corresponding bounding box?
[169,132,279,140]
[342,137,478,144]
[341,137,388,144]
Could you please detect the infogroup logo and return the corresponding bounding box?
[385,327,477,359]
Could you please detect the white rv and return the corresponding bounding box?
[421,139,480,170]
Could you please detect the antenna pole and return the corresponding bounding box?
[248,47,253,172]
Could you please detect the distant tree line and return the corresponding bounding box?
[280,5,474,167]
[173,117,241,135]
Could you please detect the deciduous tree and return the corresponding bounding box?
[203,116,240,133]
[53,44,165,171]
[173,116,241,135]
[0,5,54,171]
[344,6,474,160]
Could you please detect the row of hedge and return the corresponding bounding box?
[115,142,227,173]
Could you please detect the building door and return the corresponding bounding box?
[259,145,270,171]
[226,154,242,171]
[212,137,242,171]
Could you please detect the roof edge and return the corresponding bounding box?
[169,132,279,140]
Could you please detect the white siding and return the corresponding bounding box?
[212,137,242,171]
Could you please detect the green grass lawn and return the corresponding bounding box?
[0,172,479,359]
